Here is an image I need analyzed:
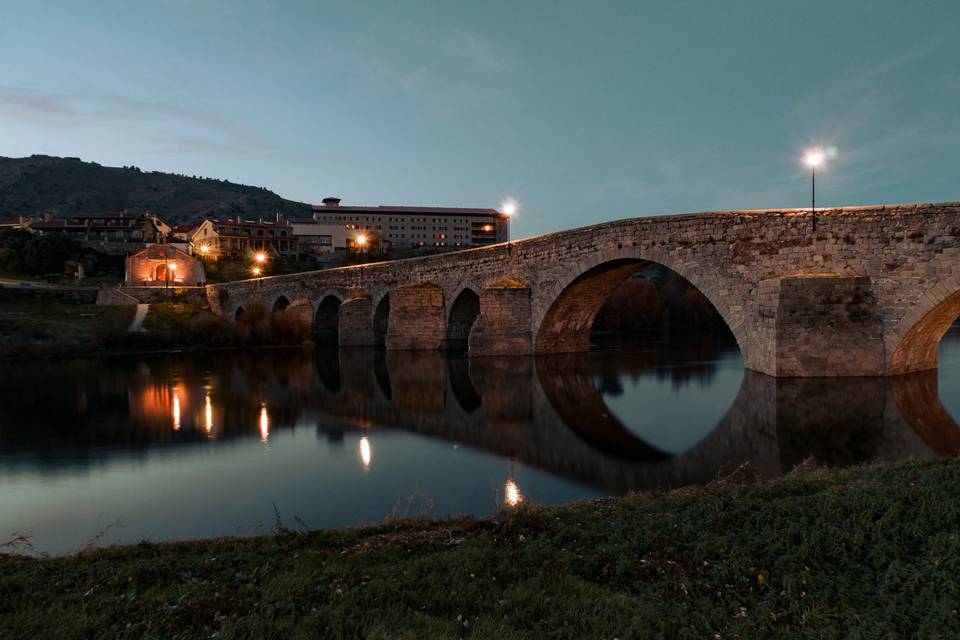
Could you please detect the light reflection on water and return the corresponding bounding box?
[2,328,960,555]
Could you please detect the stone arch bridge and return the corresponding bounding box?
[207,202,960,378]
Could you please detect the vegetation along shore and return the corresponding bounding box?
[2,457,958,639]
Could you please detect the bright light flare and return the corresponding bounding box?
[355,234,368,248]
[251,266,262,277]
[199,244,210,255]
[804,150,825,168]
[172,388,181,431]
[259,403,270,443]
[167,262,177,271]
[501,199,518,216]
[254,252,267,264]
[504,478,523,507]
[204,391,214,434]
[358,435,372,471]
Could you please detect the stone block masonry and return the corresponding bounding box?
[386,283,446,351]
[207,202,960,378]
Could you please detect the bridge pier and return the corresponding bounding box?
[338,294,375,347]
[750,275,885,377]
[386,283,446,350]
[468,278,534,356]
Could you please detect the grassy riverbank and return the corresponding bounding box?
[3,458,959,638]
[0,298,310,359]
[0,298,134,358]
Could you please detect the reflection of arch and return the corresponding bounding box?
[889,284,960,374]
[535,255,742,355]
[446,288,480,350]
[234,306,245,321]
[373,294,390,346]
[535,352,671,461]
[447,354,481,413]
[314,347,341,393]
[272,295,290,313]
[314,294,342,344]
[889,370,960,455]
[373,349,392,399]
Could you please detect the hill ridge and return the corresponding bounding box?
[0,155,311,224]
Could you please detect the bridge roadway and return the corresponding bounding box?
[207,202,960,377]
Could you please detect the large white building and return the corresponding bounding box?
[309,197,510,251]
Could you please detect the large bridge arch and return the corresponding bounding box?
[888,275,960,374]
[314,292,343,344]
[445,286,481,350]
[532,248,745,356]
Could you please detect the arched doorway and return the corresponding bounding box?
[445,288,480,350]
[155,263,169,282]
[314,295,342,344]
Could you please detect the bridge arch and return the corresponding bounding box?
[373,293,390,346]
[234,306,245,322]
[314,292,343,344]
[271,294,291,313]
[446,286,480,350]
[888,275,960,374]
[533,249,743,355]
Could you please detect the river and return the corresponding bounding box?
[3,327,960,555]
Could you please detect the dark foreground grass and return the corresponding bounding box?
[3,459,960,639]
[0,299,133,358]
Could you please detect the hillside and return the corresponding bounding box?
[0,155,312,224]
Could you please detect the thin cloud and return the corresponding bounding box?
[0,85,278,155]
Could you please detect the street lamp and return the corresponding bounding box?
[804,150,825,231]
[254,251,267,265]
[355,233,368,285]
[501,199,517,256]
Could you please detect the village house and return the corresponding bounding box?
[0,215,34,230]
[174,217,298,259]
[32,212,171,254]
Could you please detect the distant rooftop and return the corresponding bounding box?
[312,197,502,217]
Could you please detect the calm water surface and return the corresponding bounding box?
[4,329,960,555]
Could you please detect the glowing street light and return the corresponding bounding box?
[804,149,825,231]
[355,233,369,285]
[198,244,210,256]
[251,265,263,278]
[254,251,267,264]
[501,199,517,256]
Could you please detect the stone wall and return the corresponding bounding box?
[206,202,960,377]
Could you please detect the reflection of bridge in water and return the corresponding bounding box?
[3,348,958,492]
[298,347,960,493]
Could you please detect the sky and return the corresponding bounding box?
[1,0,959,237]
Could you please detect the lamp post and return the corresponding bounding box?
[804,150,825,232]
[355,233,368,285]
[501,199,517,256]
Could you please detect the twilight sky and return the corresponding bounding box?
[1,0,958,236]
